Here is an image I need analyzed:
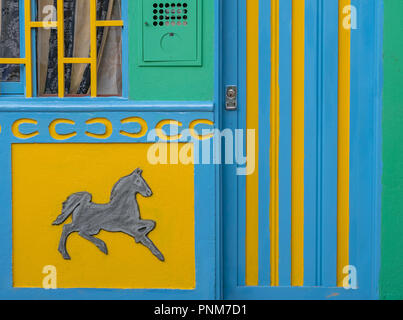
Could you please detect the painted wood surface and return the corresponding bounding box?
[381,0,403,300]
[223,0,382,300]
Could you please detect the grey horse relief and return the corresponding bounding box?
[52,168,165,262]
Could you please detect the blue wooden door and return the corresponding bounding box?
[222,0,382,300]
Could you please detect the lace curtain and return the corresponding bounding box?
[0,0,20,82]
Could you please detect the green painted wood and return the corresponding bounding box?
[381,0,403,300]
[128,0,214,101]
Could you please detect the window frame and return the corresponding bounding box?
[0,0,25,95]
[0,0,128,99]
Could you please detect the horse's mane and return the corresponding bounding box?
[110,172,138,201]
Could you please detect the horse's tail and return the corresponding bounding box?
[52,192,92,225]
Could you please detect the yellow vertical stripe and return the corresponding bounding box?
[291,0,305,287]
[337,0,351,287]
[57,0,65,97]
[245,0,259,286]
[90,0,97,97]
[270,0,280,287]
[24,0,32,97]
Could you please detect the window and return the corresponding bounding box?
[0,0,125,98]
[0,0,23,95]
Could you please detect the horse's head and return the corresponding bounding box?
[131,168,153,197]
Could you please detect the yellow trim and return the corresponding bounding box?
[291,0,305,287]
[90,0,97,97]
[57,0,65,98]
[270,0,280,287]
[24,0,32,97]
[11,119,39,139]
[95,20,124,27]
[0,58,26,64]
[30,21,58,28]
[63,58,93,64]
[155,120,183,141]
[189,119,214,141]
[337,0,351,287]
[120,117,148,139]
[85,118,113,139]
[48,119,77,140]
[245,0,259,287]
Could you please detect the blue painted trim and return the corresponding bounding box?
[214,0,222,299]
[236,0,247,287]
[0,100,214,112]
[278,0,292,287]
[350,0,382,300]
[373,0,383,300]
[304,0,339,288]
[222,0,241,296]
[304,0,319,287]
[258,0,271,286]
[321,0,338,287]
[0,83,25,95]
[224,285,375,300]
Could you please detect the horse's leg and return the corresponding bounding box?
[139,236,165,262]
[78,232,108,255]
[132,220,156,243]
[58,224,76,260]
[122,221,165,262]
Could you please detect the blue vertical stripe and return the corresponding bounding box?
[304,0,319,286]
[278,0,292,287]
[350,0,381,299]
[258,0,271,286]
[237,0,247,287]
[321,0,338,287]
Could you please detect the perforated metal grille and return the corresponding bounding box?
[152,2,189,26]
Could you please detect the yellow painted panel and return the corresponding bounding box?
[291,0,305,287]
[337,0,351,287]
[12,143,195,289]
[245,0,259,286]
[270,0,280,287]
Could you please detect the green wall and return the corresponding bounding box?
[381,0,403,300]
[128,0,215,101]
